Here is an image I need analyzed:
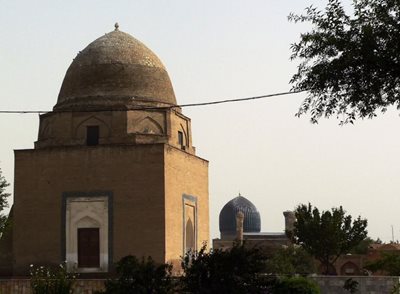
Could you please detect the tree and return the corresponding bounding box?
[264,245,316,275]
[180,243,276,294]
[100,256,174,294]
[291,203,367,275]
[289,0,400,124]
[0,168,10,235]
[364,252,400,276]
[350,236,378,254]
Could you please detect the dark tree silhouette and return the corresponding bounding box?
[291,203,367,275]
[181,244,276,294]
[0,168,10,235]
[100,256,174,294]
[290,0,400,124]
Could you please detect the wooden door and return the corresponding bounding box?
[78,228,100,268]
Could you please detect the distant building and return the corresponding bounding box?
[213,194,292,252]
[334,243,400,276]
[0,25,209,276]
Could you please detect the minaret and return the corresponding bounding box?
[236,211,244,245]
[283,210,296,233]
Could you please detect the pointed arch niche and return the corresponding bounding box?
[340,261,360,275]
[75,115,111,143]
[63,192,113,273]
[135,116,164,135]
[182,195,197,255]
[39,120,53,140]
[179,124,188,146]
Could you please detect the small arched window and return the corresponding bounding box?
[178,131,184,148]
[86,126,99,146]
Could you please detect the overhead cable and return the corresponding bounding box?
[0,89,305,114]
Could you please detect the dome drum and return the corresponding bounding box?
[35,28,195,153]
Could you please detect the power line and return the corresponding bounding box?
[0,89,305,114]
[179,90,305,107]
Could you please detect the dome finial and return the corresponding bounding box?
[114,22,119,31]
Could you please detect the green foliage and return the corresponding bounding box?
[343,278,359,293]
[100,255,174,294]
[181,243,276,294]
[273,276,320,294]
[292,203,367,275]
[0,168,10,236]
[30,263,76,294]
[350,237,375,254]
[264,245,316,275]
[365,252,400,276]
[0,168,10,212]
[289,0,400,124]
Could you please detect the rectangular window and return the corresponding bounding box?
[78,228,100,268]
[86,126,99,146]
[178,131,184,147]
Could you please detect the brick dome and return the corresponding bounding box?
[55,27,176,111]
[219,195,261,235]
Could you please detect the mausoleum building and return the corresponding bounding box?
[0,25,209,275]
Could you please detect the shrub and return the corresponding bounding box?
[180,243,277,294]
[343,278,359,293]
[273,276,320,294]
[99,255,174,294]
[30,263,76,294]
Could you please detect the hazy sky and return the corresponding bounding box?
[1,0,399,242]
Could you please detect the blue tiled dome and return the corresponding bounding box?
[219,195,261,235]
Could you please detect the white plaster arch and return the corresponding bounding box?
[74,215,101,228]
[65,197,109,273]
[71,210,103,227]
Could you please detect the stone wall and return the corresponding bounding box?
[1,276,399,293]
[311,276,400,294]
[0,279,105,294]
